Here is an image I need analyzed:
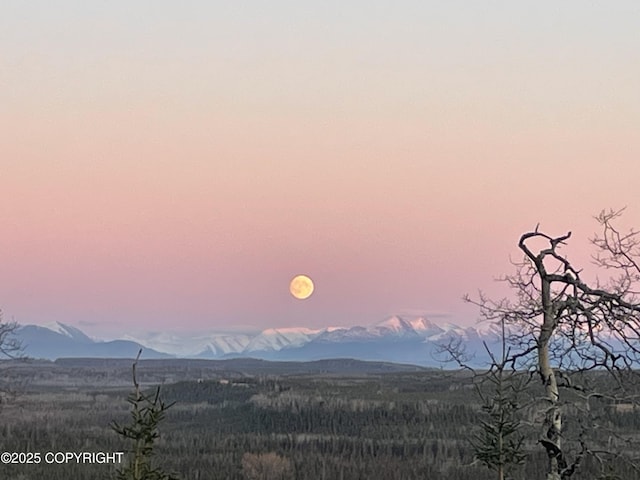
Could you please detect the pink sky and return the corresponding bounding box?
[1,2,639,336]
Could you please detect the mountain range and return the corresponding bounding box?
[12,316,498,367]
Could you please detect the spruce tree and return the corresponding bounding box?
[111,350,179,480]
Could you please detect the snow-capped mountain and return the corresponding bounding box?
[427,322,481,342]
[409,317,445,337]
[198,335,253,357]
[120,331,252,358]
[13,316,496,366]
[369,316,420,338]
[243,328,324,353]
[313,316,420,343]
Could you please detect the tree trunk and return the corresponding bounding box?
[539,277,562,480]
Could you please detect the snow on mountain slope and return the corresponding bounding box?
[313,317,420,343]
[203,335,252,356]
[43,321,94,343]
[367,316,420,338]
[314,326,375,343]
[409,317,446,337]
[243,328,324,353]
[428,322,480,342]
[121,331,251,357]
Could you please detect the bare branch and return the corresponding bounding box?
[465,210,640,479]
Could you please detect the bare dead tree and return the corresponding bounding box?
[466,209,640,480]
[0,310,25,409]
[0,310,22,359]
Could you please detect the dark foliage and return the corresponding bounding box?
[111,351,179,480]
[0,363,638,479]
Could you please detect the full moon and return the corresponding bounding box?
[289,274,314,300]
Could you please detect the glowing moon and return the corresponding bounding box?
[289,275,314,300]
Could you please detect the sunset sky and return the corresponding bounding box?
[2,2,639,337]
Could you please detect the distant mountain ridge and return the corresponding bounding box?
[13,317,496,366]
[16,323,171,360]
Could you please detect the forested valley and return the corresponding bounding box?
[0,358,638,479]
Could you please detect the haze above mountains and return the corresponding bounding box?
[14,316,497,367]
